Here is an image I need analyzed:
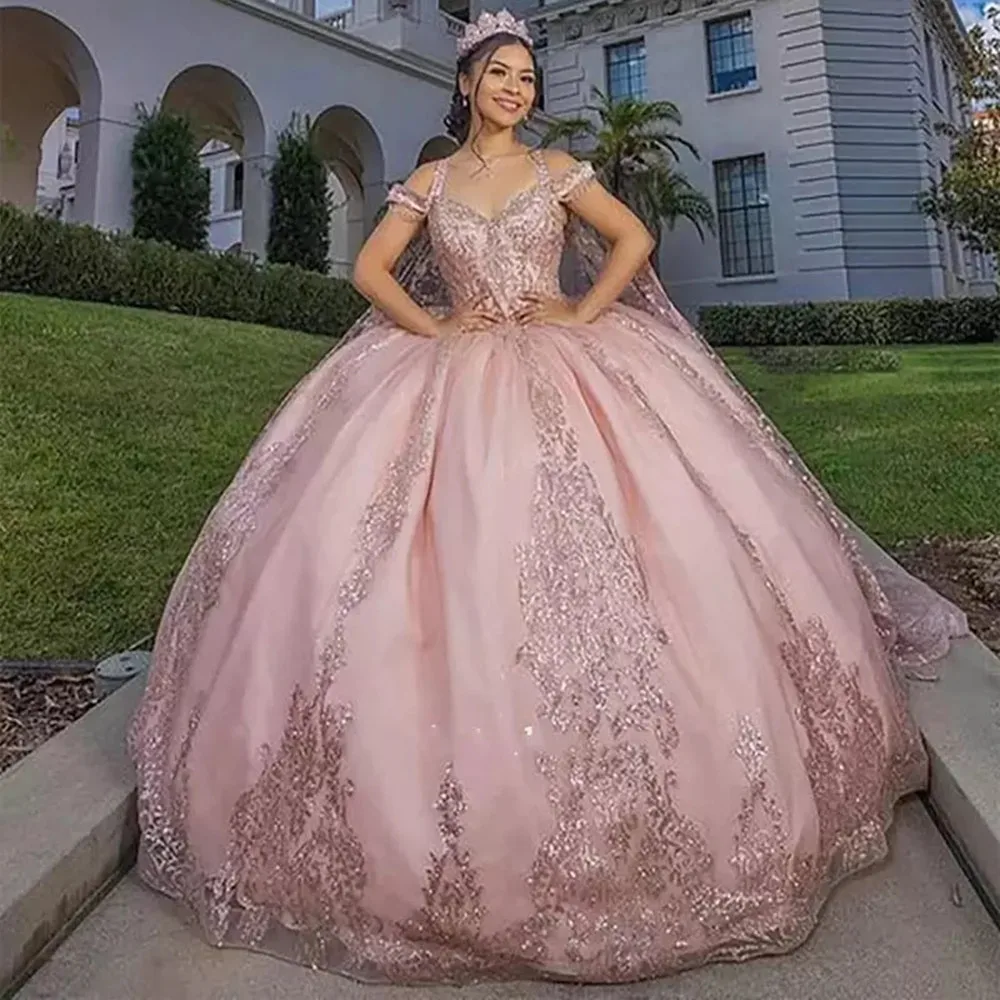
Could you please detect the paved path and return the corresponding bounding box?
[16,802,1000,1000]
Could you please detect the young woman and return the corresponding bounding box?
[129,9,966,986]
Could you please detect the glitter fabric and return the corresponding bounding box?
[128,150,967,985]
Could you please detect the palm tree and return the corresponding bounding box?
[540,89,715,241]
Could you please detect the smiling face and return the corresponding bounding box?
[461,41,537,133]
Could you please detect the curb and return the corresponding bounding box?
[910,635,1000,917]
[1,638,998,995]
[0,680,141,996]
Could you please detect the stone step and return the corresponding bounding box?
[14,802,1000,1000]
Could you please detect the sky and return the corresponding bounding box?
[315,1,352,15]
[955,2,1000,37]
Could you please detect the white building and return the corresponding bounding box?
[3,0,995,317]
[35,106,79,221]
[534,0,996,312]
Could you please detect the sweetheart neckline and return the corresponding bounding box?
[435,180,549,225]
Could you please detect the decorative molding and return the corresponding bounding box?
[594,9,615,32]
[535,0,760,49]
[916,0,975,70]
[213,0,453,86]
[627,4,649,26]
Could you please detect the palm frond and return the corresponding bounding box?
[539,88,714,241]
[538,116,596,147]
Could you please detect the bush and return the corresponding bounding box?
[0,203,367,337]
[748,345,901,374]
[267,115,331,273]
[700,297,1000,347]
[131,105,211,251]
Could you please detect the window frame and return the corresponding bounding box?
[225,160,244,214]
[713,153,775,279]
[925,28,940,104]
[705,11,758,96]
[604,38,647,102]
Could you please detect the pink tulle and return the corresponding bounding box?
[128,150,966,985]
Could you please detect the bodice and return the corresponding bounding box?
[387,153,596,319]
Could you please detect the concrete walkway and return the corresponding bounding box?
[14,803,1000,1000]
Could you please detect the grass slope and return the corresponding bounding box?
[726,344,1000,544]
[3,293,999,658]
[1,294,331,659]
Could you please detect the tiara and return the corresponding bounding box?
[457,9,533,58]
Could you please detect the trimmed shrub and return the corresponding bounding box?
[131,105,211,251]
[700,298,1000,347]
[267,115,331,273]
[748,345,901,374]
[0,203,367,337]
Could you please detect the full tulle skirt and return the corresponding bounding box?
[128,303,965,984]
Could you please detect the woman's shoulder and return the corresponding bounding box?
[386,160,446,219]
[537,148,579,174]
[401,160,441,199]
[537,149,597,202]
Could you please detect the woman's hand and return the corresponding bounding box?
[514,293,584,327]
[435,294,502,337]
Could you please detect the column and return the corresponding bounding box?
[73,114,136,233]
[242,147,275,262]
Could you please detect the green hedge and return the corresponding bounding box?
[0,202,367,337]
[699,297,1000,347]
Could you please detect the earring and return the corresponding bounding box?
[462,95,469,108]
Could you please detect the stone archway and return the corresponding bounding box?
[311,105,385,274]
[416,135,458,167]
[0,6,101,214]
[162,64,266,254]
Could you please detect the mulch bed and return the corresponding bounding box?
[0,671,106,775]
[892,535,1000,656]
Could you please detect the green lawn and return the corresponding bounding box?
[2,293,999,659]
[0,294,332,660]
[722,344,1000,545]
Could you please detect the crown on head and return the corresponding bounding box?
[457,8,533,59]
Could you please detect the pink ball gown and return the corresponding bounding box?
[128,151,966,984]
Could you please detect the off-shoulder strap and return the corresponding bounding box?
[529,147,550,185]
[552,159,597,204]
[428,155,450,202]
[386,183,429,219]
[385,157,450,220]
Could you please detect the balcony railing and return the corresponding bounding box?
[440,11,466,39]
[319,8,353,30]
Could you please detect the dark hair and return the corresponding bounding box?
[443,33,540,145]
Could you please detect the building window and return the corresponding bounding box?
[225,161,244,213]
[942,59,953,120]
[605,39,646,101]
[706,13,757,95]
[714,154,774,277]
[925,30,939,103]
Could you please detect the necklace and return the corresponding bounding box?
[464,146,530,178]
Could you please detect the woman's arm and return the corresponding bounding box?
[546,150,656,324]
[351,163,443,339]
